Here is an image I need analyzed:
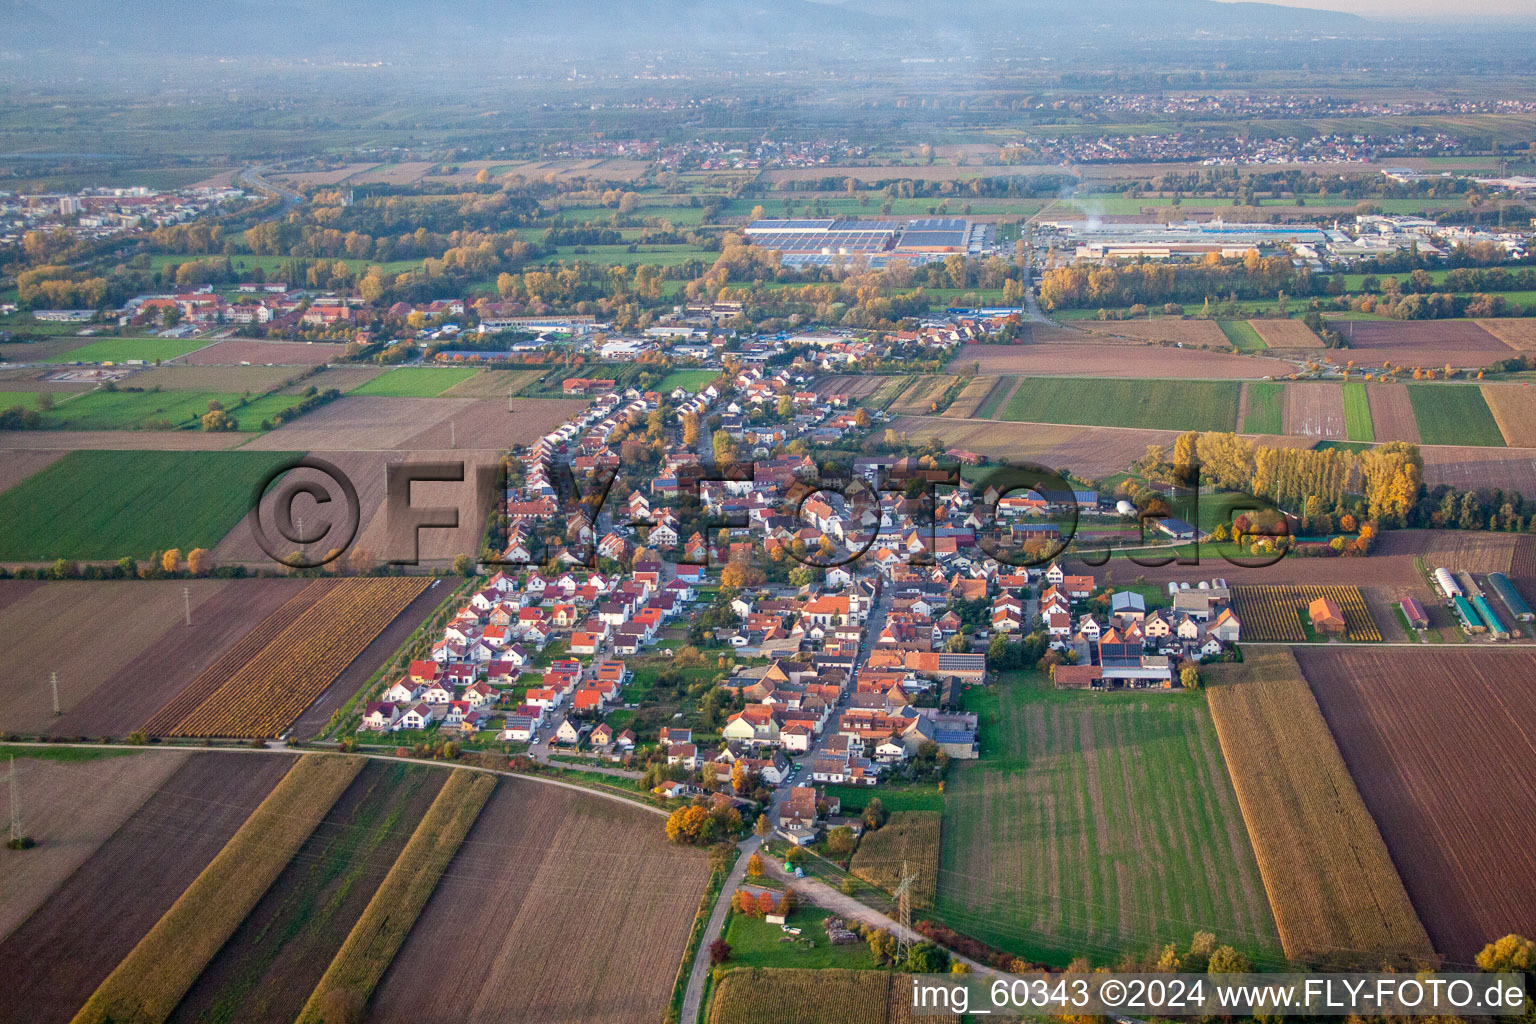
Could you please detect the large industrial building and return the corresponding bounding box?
[1040,219,1327,260]
[745,217,991,267]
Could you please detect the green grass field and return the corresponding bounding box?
[1218,320,1267,353]
[347,367,479,397]
[1342,381,1375,442]
[999,378,1240,432]
[656,368,719,393]
[60,337,212,363]
[0,449,299,560]
[1240,381,1285,434]
[821,783,944,815]
[1406,383,1506,446]
[973,375,1016,419]
[935,674,1281,966]
[37,389,251,430]
[722,908,877,971]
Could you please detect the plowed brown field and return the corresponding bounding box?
[1373,530,1519,575]
[1251,319,1323,348]
[892,416,1176,478]
[366,779,711,1024]
[1327,320,1509,369]
[178,340,345,366]
[1480,384,1536,447]
[1284,381,1348,439]
[1473,318,1536,351]
[1365,383,1420,443]
[1297,647,1536,964]
[1076,319,1231,347]
[1420,445,1536,495]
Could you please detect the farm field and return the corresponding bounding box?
[366,779,711,1024]
[813,375,882,401]
[348,366,479,397]
[1342,381,1375,442]
[1407,384,1505,447]
[1204,649,1433,966]
[937,673,1280,965]
[73,755,365,1024]
[887,374,958,415]
[297,769,494,1024]
[1364,383,1420,443]
[0,449,297,561]
[59,337,211,364]
[1420,445,1536,494]
[0,448,66,495]
[281,366,386,394]
[168,761,447,1024]
[1372,529,1520,575]
[159,577,431,738]
[0,580,233,734]
[1297,647,1536,963]
[1480,384,1536,447]
[0,751,189,942]
[849,812,941,910]
[1230,585,1382,642]
[0,753,297,1024]
[0,337,101,363]
[435,368,542,398]
[708,969,951,1024]
[1327,319,1510,368]
[892,417,1178,479]
[1073,318,1231,348]
[1239,381,1284,434]
[0,430,245,451]
[940,375,999,418]
[998,378,1241,432]
[1218,320,1267,352]
[865,376,913,412]
[1473,318,1536,351]
[656,368,720,393]
[1284,381,1348,439]
[722,908,877,971]
[1250,319,1322,349]
[178,340,346,366]
[950,343,1294,380]
[124,364,300,392]
[973,375,1018,418]
[238,395,587,450]
[32,388,267,430]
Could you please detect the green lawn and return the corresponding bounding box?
[999,378,1240,432]
[655,369,719,394]
[1240,381,1285,434]
[0,449,299,561]
[1406,383,1505,447]
[60,337,211,364]
[37,389,242,430]
[821,783,944,815]
[935,672,1281,967]
[1217,320,1267,353]
[347,366,479,397]
[1342,381,1375,442]
[722,908,878,971]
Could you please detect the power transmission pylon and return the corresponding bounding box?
[8,756,20,847]
[51,671,59,716]
[893,859,918,960]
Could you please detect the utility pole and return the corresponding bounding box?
[50,671,59,717]
[8,756,20,846]
[893,859,917,960]
[451,420,456,450]
[184,585,191,627]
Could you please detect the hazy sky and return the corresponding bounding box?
[1212,0,1533,18]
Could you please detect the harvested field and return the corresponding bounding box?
[50,578,315,738]
[0,580,233,734]
[279,366,385,394]
[297,769,495,1024]
[1515,535,1536,580]
[0,448,66,495]
[1328,320,1509,368]
[1407,384,1505,447]
[1250,319,1323,348]
[1076,318,1232,348]
[1421,445,1536,494]
[1372,529,1519,575]
[1284,381,1348,439]
[161,578,431,738]
[940,375,999,418]
[865,376,912,412]
[1480,384,1536,447]
[708,968,954,1024]
[239,396,474,449]
[938,674,1280,965]
[0,430,246,450]
[999,378,1240,432]
[168,760,447,1024]
[366,779,711,1024]
[0,752,296,1024]
[813,375,882,400]
[974,375,1018,418]
[348,162,434,185]
[888,374,959,415]
[72,755,364,1024]
[1230,584,1382,642]
[0,751,189,943]
[1064,549,1423,591]
[1473,318,1536,351]
[275,164,379,186]
[124,364,299,392]
[950,343,1294,379]
[0,337,99,363]
[178,340,345,366]
[211,448,504,566]
[438,368,544,399]
[1365,383,1420,442]
[850,811,941,909]
[398,398,588,449]
[892,417,1175,478]
[1205,649,1433,966]
[1297,647,1536,963]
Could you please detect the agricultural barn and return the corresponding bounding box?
[1488,572,1534,622]
[1308,596,1347,636]
[1400,597,1430,630]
